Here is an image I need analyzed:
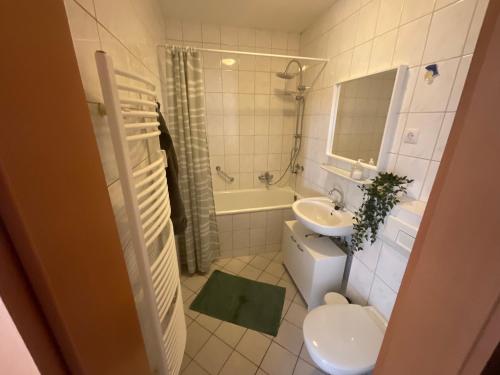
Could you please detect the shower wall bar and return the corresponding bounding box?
[96,50,186,375]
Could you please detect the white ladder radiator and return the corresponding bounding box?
[95,51,186,375]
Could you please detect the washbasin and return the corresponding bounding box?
[292,197,354,237]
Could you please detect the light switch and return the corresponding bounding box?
[403,128,419,144]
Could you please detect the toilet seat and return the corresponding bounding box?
[303,304,385,375]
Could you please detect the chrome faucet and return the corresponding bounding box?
[328,187,345,210]
[258,171,274,187]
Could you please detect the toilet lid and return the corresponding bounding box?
[303,304,385,374]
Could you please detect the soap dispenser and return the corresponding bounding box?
[350,159,364,180]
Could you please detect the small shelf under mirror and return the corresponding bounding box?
[321,164,372,185]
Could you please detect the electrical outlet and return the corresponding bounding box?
[403,128,419,144]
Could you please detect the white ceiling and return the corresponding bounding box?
[160,0,336,32]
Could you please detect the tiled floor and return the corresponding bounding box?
[180,252,327,375]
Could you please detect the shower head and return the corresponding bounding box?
[276,71,296,80]
[276,59,305,93]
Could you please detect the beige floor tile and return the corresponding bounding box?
[280,270,293,284]
[184,294,200,320]
[284,302,308,328]
[214,257,231,267]
[249,255,271,270]
[293,359,325,375]
[214,321,247,347]
[185,314,193,327]
[293,293,307,308]
[257,272,280,285]
[273,252,284,263]
[274,320,303,355]
[261,251,278,260]
[185,322,211,357]
[281,298,293,319]
[299,344,315,367]
[181,353,192,372]
[277,279,298,301]
[239,264,262,280]
[182,360,209,375]
[265,262,285,278]
[235,255,254,263]
[194,336,233,375]
[236,329,271,365]
[261,342,298,375]
[219,351,257,375]
[196,313,222,333]
[224,258,247,274]
[183,274,208,293]
[182,285,194,301]
[206,264,223,276]
[256,370,268,375]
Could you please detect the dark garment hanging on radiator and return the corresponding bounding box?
[156,102,187,234]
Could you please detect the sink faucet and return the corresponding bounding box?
[328,187,345,210]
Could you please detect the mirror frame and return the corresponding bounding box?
[325,65,408,171]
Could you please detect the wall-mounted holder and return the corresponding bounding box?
[425,64,439,84]
[216,166,234,182]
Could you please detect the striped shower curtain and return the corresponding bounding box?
[160,46,219,273]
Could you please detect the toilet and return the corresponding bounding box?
[303,293,387,375]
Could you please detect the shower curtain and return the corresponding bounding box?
[159,46,219,274]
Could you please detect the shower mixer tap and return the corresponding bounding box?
[258,171,274,187]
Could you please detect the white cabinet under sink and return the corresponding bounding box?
[282,220,347,309]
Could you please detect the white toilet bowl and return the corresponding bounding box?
[303,303,387,375]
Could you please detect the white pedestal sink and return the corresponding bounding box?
[292,197,354,237]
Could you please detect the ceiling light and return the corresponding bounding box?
[222,58,236,66]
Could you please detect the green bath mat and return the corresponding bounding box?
[190,270,286,336]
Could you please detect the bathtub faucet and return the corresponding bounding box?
[258,171,274,187]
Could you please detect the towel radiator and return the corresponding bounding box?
[96,51,185,375]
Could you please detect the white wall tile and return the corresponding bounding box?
[401,0,436,24]
[447,54,472,111]
[355,0,380,45]
[393,15,431,67]
[221,26,238,46]
[463,0,489,54]
[399,113,444,159]
[255,30,272,48]
[376,243,409,291]
[354,239,383,271]
[182,21,202,42]
[205,69,222,92]
[369,29,397,72]
[238,28,256,47]
[166,19,182,40]
[217,215,233,232]
[394,155,430,198]
[410,57,460,112]
[432,112,455,161]
[420,160,440,201]
[346,257,375,305]
[368,277,397,320]
[202,24,220,44]
[376,0,404,35]
[422,0,476,63]
[350,42,372,77]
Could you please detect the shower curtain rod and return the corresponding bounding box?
[161,44,329,63]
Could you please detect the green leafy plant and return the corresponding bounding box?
[351,172,413,252]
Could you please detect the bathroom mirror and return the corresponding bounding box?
[326,66,407,170]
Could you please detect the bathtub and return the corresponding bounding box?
[214,188,296,258]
